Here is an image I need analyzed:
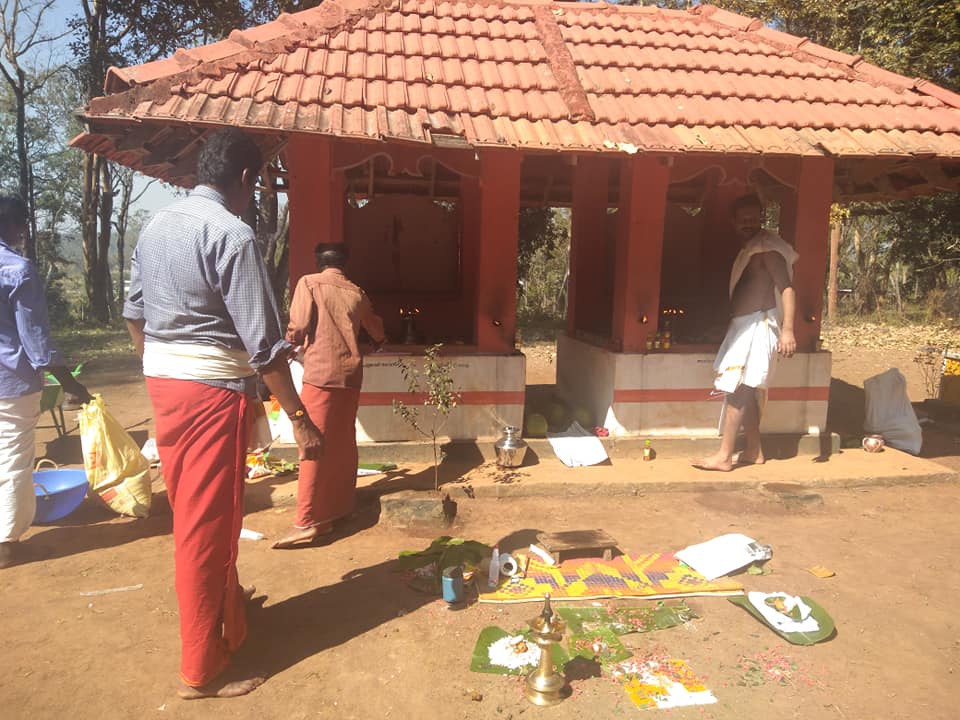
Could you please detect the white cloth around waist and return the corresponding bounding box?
[713,309,779,394]
[142,341,253,380]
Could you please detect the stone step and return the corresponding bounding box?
[267,432,839,464]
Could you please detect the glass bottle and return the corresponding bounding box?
[642,439,653,461]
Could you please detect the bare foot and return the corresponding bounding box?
[691,454,735,472]
[270,523,333,549]
[178,676,265,699]
[732,450,766,466]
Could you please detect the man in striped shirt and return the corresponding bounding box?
[124,129,323,699]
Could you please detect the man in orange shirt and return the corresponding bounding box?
[273,243,384,548]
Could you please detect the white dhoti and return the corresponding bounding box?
[713,310,780,394]
[0,392,41,542]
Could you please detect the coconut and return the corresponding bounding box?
[525,413,548,438]
[571,406,593,429]
[546,402,569,429]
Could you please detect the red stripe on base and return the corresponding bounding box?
[359,390,525,407]
[613,387,830,403]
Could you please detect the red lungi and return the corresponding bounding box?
[295,384,361,529]
[146,378,250,687]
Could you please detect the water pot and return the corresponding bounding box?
[494,426,528,468]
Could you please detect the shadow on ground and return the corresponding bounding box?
[237,556,434,679]
[24,493,171,563]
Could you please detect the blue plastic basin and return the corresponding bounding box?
[33,469,89,524]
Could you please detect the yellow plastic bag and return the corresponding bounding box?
[78,394,152,518]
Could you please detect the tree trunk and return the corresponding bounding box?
[826,219,841,322]
[91,160,114,322]
[12,75,37,262]
[892,262,903,315]
[80,0,112,323]
[81,153,101,316]
[113,170,134,308]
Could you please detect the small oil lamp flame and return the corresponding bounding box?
[400,306,420,344]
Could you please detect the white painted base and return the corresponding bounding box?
[356,352,525,441]
[557,335,830,437]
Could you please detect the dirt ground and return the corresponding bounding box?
[3,331,959,719]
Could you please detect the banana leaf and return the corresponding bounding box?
[728,595,836,645]
[396,536,491,573]
[566,626,631,665]
[557,603,697,635]
[358,462,397,472]
[470,626,570,675]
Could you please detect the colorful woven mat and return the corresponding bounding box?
[478,553,742,604]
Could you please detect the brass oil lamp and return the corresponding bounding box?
[400,306,421,344]
[524,593,570,706]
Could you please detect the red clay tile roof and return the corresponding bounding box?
[72,0,960,196]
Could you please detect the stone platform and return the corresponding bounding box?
[250,439,956,512]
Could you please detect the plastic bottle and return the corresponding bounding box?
[488,546,500,588]
[642,439,653,461]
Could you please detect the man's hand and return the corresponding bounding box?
[63,379,93,406]
[44,366,93,407]
[291,417,324,461]
[778,328,797,358]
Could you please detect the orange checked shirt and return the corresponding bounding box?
[287,268,385,389]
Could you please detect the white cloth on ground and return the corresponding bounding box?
[546,421,609,467]
[142,340,253,380]
[713,309,780,394]
[0,391,41,542]
[863,368,923,455]
[747,591,820,633]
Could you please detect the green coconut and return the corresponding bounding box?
[571,406,593,429]
[547,402,569,429]
[525,413,549,438]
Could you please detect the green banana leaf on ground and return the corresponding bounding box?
[557,603,697,635]
[397,536,492,594]
[358,462,397,472]
[470,626,570,675]
[566,625,631,665]
[728,595,836,645]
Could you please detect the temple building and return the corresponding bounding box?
[71,0,960,441]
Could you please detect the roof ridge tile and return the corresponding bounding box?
[693,3,761,32]
[532,4,593,121]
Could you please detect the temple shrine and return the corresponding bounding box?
[71,0,960,441]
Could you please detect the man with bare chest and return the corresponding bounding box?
[694,194,798,472]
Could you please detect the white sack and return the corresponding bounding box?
[863,368,922,455]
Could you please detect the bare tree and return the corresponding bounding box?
[0,0,69,261]
[111,166,153,307]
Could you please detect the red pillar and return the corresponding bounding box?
[474,150,521,352]
[566,155,611,337]
[611,156,670,352]
[460,175,481,344]
[782,156,834,352]
[286,135,344,290]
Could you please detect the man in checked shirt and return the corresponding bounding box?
[123,129,323,699]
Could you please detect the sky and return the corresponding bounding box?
[41,1,180,214]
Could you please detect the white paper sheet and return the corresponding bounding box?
[675,533,771,580]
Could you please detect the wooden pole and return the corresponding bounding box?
[827,218,841,322]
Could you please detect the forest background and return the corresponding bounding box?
[1,0,957,334]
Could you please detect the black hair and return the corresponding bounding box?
[315,243,348,269]
[196,129,263,188]
[731,193,764,216]
[0,195,28,235]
